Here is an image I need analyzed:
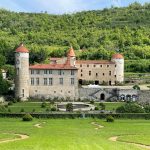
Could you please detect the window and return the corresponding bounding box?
[49,78,53,85]
[109,71,111,76]
[22,89,24,97]
[94,65,96,67]
[49,70,52,74]
[44,70,48,74]
[115,65,117,67]
[96,73,98,77]
[80,64,82,67]
[44,78,47,85]
[71,78,74,85]
[31,70,34,74]
[107,65,109,68]
[81,74,83,77]
[59,78,63,85]
[115,75,116,77]
[103,73,105,76]
[100,65,103,67]
[71,70,75,75]
[87,65,89,67]
[81,69,82,72]
[36,78,39,85]
[31,78,34,85]
[58,70,62,75]
[89,71,91,76]
[36,70,40,74]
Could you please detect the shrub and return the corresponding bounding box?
[94,107,99,110]
[66,103,73,112]
[5,95,14,102]
[45,108,49,112]
[22,114,33,121]
[0,105,7,112]
[90,100,94,104]
[13,99,17,103]
[20,108,25,112]
[116,103,145,113]
[8,101,13,105]
[32,109,36,112]
[144,104,150,113]
[99,103,106,110]
[106,115,114,122]
[41,102,47,108]
[8,108,11,112]
[133,85,140,90]
[51,107,57,111]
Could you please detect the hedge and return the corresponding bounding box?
[0,113,150,119]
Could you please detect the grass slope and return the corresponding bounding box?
[0,118,149,150]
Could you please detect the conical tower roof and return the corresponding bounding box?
[15,43,29,53]
[67,46,75,57]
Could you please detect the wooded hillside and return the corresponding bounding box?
[0,2,150,72]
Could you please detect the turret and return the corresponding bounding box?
[111,53,124,83]
[67,46,76,67]
[15,43,29,101]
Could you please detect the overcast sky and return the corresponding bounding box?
[0,0,149,14]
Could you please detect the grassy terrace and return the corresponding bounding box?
[0,118,150,150]
[6,102,125,113]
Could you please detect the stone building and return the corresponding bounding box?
[15,44,125,101]
[50,47,124,85]
[15,44,78,101]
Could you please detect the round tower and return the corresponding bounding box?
[15,43,29,101]
[111,53,124,83]
[67,46,76,66]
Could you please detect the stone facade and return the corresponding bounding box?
[51,53,124,85]
[76,61,116,85]
[15,44,131,102]
[79,87,139,102]
[29,69,78,100]
[15,50,29,101]
[15,44,78,101]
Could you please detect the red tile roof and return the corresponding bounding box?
[29,64,77,70]
[112,53,124,59]
[67,46,76,57]
[49,57,62,61]
[76,60,115,64]
[15,43,29,53]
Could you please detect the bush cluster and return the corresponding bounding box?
[22,114,33,121]
[106,115,114,122]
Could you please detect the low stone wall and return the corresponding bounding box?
[138,90,150,103]
[79,87,150,103]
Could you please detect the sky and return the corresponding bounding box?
[0,0,149,14]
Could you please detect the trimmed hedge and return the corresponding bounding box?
[22,114,33,121]
[0,112,149,119]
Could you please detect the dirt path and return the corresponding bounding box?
[91,122,104,130]
[0,134,29,144]
[109,136,150,150]
[34,123,42,128]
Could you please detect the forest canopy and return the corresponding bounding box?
[0,2,150,73]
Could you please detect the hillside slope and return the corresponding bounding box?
[0,2,150,72]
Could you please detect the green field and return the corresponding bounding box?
[6,102,125,113]
[0,118,150,150]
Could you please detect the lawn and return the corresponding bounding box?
[7,102,52,113]
[0,118,149,150]
[6,102,125,113]
[95,102,125,111]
